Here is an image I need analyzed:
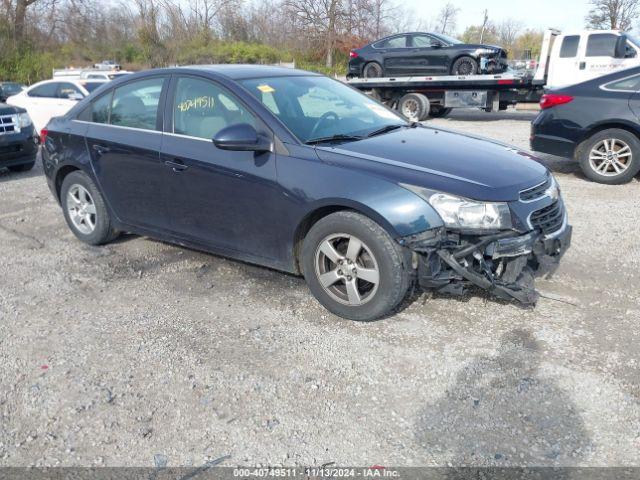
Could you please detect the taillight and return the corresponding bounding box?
[349,51,359,59]
[540,94,574,110]
[39,128,48,144]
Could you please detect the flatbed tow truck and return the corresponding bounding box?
[347,28,640,120]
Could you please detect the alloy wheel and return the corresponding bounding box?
[66,184,97,235]
[588,138,632,177]
[314,234,380,306]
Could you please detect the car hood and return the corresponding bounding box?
[315,126,548,202]
[459,44,505,52]
[0,103,24,115]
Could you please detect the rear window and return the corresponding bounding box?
[586,34,618,57]
[559,36,580,58]
[81,82,104,93]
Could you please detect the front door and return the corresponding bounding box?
[409,34,449,75]
[86,76,170,231]
[160,75,280,259]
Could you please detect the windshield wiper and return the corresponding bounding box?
[305,134,364,145]
[366,122,419,138]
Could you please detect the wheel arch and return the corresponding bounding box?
[54,165,82,203]
[292,200,406,274]
[576,121,640,153]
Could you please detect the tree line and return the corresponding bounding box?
[0,0,638,84]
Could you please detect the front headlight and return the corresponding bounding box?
[475,48,498,55]
[17,112,32,129]
[402,184,513,231]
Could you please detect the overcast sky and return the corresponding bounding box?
[403,0,592,33]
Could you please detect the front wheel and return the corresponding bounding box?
[301,211,411,321]
[577,129,640,184]
[451,56,478,75]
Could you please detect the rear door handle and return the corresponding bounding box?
[579,62,586,70]
[92,144,111,155]
[165,159,189,172]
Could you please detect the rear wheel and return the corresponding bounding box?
[577,129,640,184]
[363,62,383,78]
[301,211,411,321]
[398,93,430,122]
[61,170,119,245]
[451,56,478,75]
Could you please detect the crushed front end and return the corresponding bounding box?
[478,48,509,74]
[400,178,571,305]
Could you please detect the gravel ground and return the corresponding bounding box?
[0,109,638,468]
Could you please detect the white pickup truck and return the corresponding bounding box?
[347,29,640,120]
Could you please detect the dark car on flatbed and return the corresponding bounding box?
[0,103,38,173]
[41,65,570,321]
[348,32,508,79]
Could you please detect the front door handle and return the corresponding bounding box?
[92,144,111,155]
[164,159,189,172]
[579,62,586,70]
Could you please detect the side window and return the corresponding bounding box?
[559,36,580,58]
[173,76,256,140]
[586,34,618,57]
[28,83,59,98]
[412,35,437,47]
[110,77,165,130]
[58,83,82,99]
[375,36,407,48]
[604,74,640,91]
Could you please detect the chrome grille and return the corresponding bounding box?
[0,114,18,135]
[530,200,564,235]
[520,178,550,202]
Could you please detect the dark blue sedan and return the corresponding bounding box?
[531,66,640,184]
[41,65,571,320]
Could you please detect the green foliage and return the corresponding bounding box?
[0,49,60,84]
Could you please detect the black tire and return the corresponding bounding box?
[8,161,35,172]
[363,62,383,78]
[577,128,640,185]
[60,170,119,245]
[451,56,479,76]
[398,93,430,122]
[301,211,411,321]
[429,106,452,118]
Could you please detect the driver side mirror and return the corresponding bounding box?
[432,41,443,48]
[68,92,84,101]
[213,123,272,152]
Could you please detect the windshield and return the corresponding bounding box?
[434,33,463,45]
[2,83,23,95]
[627,34,640,49]
[239,76,406,144]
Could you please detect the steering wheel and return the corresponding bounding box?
[309,111,339,140]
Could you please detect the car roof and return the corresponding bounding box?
[179,64,320,80]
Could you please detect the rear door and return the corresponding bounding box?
[409,34,449,74]
[581,33,625,82]
[23,82,62,131]
[85,76,171,231]
[374,35,411,76]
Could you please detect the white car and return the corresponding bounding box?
[6,79,106,131]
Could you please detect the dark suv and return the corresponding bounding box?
[41,66,570,321]
[0,103,38,172]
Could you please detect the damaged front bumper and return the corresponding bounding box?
[403,222,572,305]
